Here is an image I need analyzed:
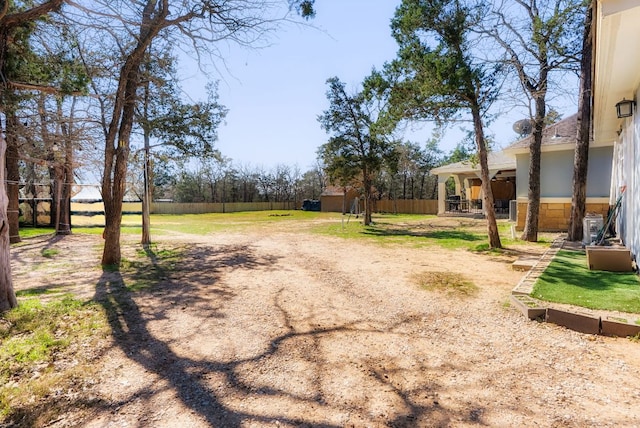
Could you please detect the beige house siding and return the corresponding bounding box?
[505,113,614,233]
[516,201,610,232]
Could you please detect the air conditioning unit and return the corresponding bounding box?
[583,214,604,245]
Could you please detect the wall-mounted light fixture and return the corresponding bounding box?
[616,98,635,118]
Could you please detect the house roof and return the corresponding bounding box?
[503,112,613,155]
[321,186,358,197]
[503,114,579,153]
[321,186,343,197]
[70,185,140,202]
[594,0,640,144]
[430,151,515,176]
[71,185,102,202]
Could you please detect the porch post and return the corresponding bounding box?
[437,174,450,215]
[462,177,470,199]
[475,170,500,214]
[474,171,485,210]
[453,175,462,196]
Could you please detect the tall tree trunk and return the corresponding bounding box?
[51,152,72,235]
[5,111,21,244]
[56,97,74,235]
[141,140,151,245]
[568,1,593,242]
[102,61,137,266]
[102,105,132,266]
[521,95,547,242]
[56,137,73,235]
[101,2,168,266]
[58,158,72,235]
[402,173,407,199]
[0,132,18,311]
[471,103,501,249]
[141,51,151,246]
[363,175,373,226]
[410,176,415,199]
[24,163,37,226]
[342,186,347,214]
[51,165,63,231]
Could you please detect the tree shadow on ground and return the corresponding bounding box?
[9,234,105,301]
[9,234,66,265]
[93,243,346,427]
[362,226,483,242]
[86,240,484,426]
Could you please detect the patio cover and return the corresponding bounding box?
[431,151,516,214]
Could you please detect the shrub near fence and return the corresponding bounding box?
[150,201,297,214]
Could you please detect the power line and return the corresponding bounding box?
[2,180,100,186]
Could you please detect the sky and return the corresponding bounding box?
[180,1,578,171]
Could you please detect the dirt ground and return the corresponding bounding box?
[9,217,640,427]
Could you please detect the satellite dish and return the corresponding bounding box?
[512,119,533,136]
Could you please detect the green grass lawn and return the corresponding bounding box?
[20,211,553,253]
[310,213,520,251]
[532,250,640,313]
[22,210,330,237]
[15,227,55,239]
[0,296,108,421]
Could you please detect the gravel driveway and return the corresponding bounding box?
[10,218,640,427]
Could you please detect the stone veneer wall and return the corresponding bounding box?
[516,202,610,232]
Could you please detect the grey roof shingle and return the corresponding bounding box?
[431,151,515,175]
[505,113,578,150]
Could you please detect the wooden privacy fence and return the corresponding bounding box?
[151,200,437,215]
[150,201,297,214]
[372,199,438,215]
[71,202,143,215]
[67,200,435,222]
[68,201,297,227]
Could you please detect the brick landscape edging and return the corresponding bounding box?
[511,238,640,337]
[511,238,563,296]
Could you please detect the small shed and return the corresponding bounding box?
[320,186,361,213]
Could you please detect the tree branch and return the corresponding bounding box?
[7,79,87,96]
[1,0,67,29]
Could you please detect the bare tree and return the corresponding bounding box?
[32,92,83,236]
[1,0,71,311]
[0,131,18,311]
[237,163,260,202]
[567,0,593,242]
[65,0,310,266]
[485,0,585,241]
